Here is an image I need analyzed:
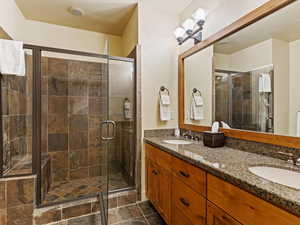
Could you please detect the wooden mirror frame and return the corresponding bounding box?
[178,0,300,149]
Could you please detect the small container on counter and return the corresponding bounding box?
[203,131,225,148]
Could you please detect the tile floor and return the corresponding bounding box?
[64,201,166,225]
[43,173,130,204]
[108,201,166,225]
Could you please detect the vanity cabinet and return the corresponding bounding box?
[145,144,172,224]
[145,143,300,225]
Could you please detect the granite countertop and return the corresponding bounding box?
[144,136,300,217]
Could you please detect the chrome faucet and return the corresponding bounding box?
[278,152,300,167]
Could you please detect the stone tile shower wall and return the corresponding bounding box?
[41,57,108,185]
[1,54,32,175]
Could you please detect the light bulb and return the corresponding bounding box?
[174,27,185,43]
[182,18,196,34]
[192,8,207,22]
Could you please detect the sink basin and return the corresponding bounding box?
[249,166,300,190]
[163,140,192,145]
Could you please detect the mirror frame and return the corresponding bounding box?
[178,0,300,149]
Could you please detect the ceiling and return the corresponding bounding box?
[214,1,300,54]
[14,0,138,36]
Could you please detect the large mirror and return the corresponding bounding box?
[183,0,300,138]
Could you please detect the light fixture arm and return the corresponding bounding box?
[178,25,204,45]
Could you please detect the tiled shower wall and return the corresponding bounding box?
[41,57,108,183]
[1,54,32,174]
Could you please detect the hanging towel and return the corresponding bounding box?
[0,39,25,76]
[221,121,231,129]
[297,112,300,137]
[190,95,204,120]
[259,73,271,93]
[160,94,171,121]
[124,100,132,119]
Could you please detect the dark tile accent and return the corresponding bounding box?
[48,76,68,96]
[48,114,68,133]
[62,203,91,219]
[69,97,88,115]
[48,96,68,114]
[69,132,88,150]
[34,208,62,225]
[7,205,33,225]
[69,115,88,132]
[6,179,34,207]
[48,133,68,152]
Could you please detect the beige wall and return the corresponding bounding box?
[272,39,290,135]
[215,39,273,72]
[289,39,300,136]
[0,0,123,56]
[122,7,138,57]
[184,46,213,126]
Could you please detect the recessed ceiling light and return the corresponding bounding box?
[68,7,85,16]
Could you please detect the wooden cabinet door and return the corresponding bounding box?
[157,166,172,224]
[146,160,159,206]
[207,201,243,225]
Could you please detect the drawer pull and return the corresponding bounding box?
[152,170,158,175]
[179,170,190,178]
[180,198,190,207]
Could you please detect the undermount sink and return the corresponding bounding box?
[249,166,300,190]
[163,140,192,145]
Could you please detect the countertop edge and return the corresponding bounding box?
[144,138,300,217]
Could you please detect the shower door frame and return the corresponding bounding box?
[19,44,135,209]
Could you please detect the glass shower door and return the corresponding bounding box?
[38,45,110,224]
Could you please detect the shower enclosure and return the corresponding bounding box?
[0,43,136,224]
[214,66,274,132]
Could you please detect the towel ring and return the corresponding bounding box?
[159,86,170,99]
[192,88,202,97]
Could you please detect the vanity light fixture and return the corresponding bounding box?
[174,8,207,45]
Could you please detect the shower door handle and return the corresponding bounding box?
[100,120,116,141]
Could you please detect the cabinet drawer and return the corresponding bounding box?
[172,176,206,225]
[172,156,206,196]
[145,144,172,171]
[172,206,194,225]
[207,174,300,225]
[207,201,242,225]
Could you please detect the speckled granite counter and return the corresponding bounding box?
[144,136,300,217]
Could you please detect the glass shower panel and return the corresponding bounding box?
[108,59,135,192]
[1,49,33,176]
[39,50,109,208]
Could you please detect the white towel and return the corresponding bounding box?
[259,73,271,93]
[297,112,300,137]
[160,94,171,121]
[124,101,132,119]
[190,96,204,120]
[0,39,25,76]
[221,121,231,129]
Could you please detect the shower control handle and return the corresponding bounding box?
[100,120,116,141]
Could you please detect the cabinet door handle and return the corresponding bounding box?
[179,170,190,178]
[180,198,190,207]
[152,170,158,175]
